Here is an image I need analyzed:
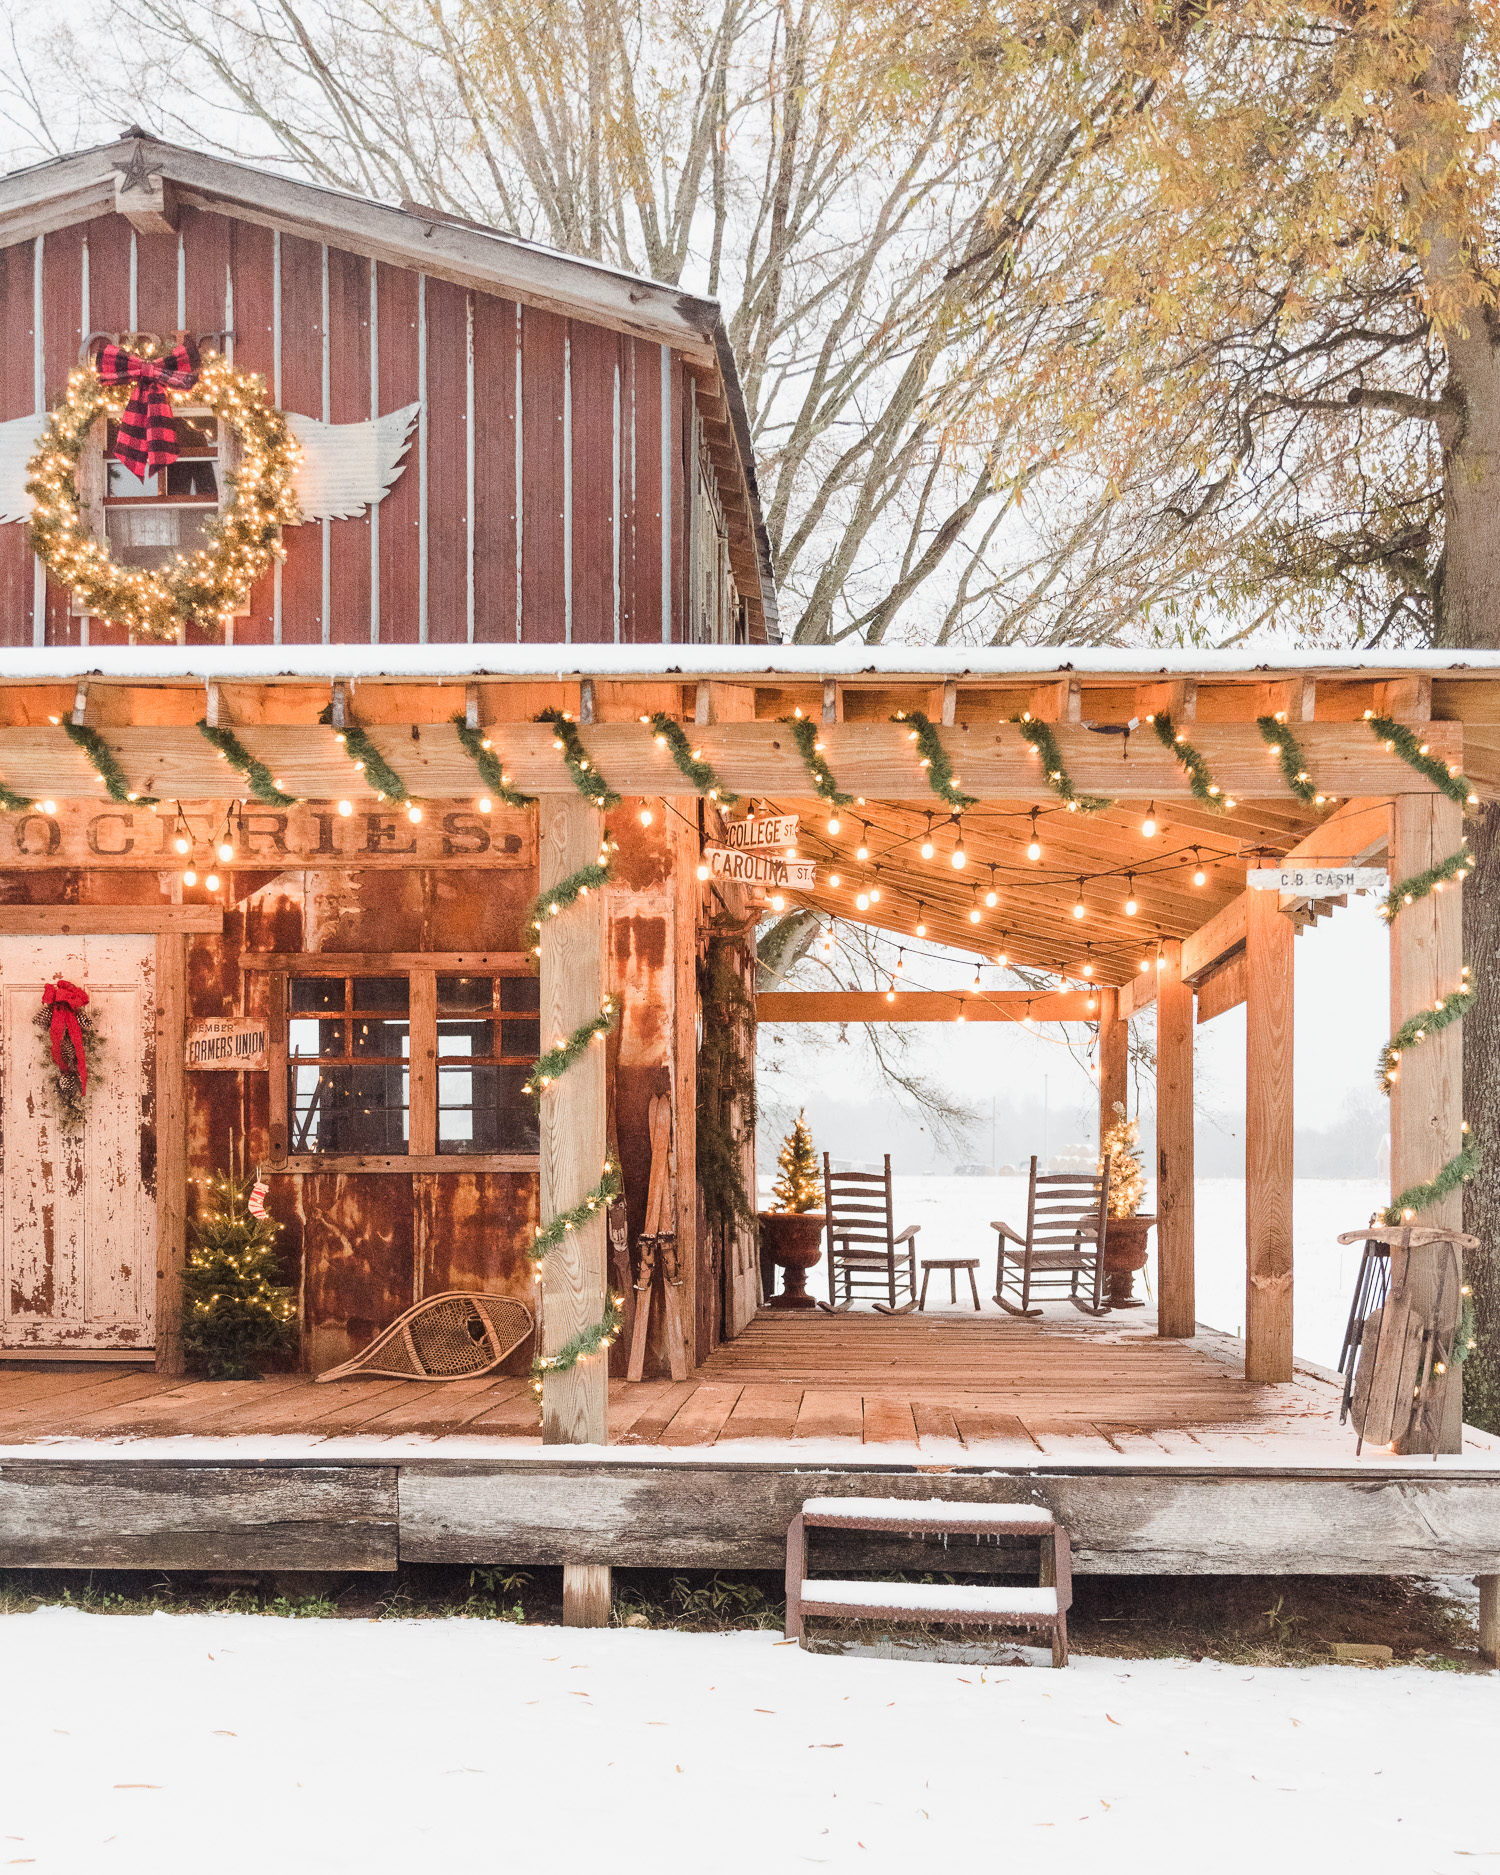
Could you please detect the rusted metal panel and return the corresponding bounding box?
[521,307,567,643]
[417,1169,538,1366]
[473,294,519,642]
[0,934,156,1349]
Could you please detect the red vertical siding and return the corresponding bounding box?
[0,240,33,647]
[521,308,566,642]
[623,338,663,643]
[472,295,518,642]
[276,234,324,645]
[83,216,133,338]
[376,261,420,644]
[133,229,180,339]
[225,217,277,641]
[325,246,373,645]
[40,227,84,646]
[423,277,468,644]
[569,319,617,643]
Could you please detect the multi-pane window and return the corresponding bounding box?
[103,410,222,570]
[284,970,541,1159]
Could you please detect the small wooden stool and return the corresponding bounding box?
[919,1257,981,1311]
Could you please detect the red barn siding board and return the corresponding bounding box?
[423,277,468,644]
[0,241,34,647]
[376,263,421,644]
[41,228,85,646]
[276,234,325,645]
[625,339,662,644]
[472,294,518,642]
[569,320,617,644]
[226,219,277,642]
[521,308,567,643]
[670,351,685,644]
[133,230,180,342]
[326,246,373,645]
[180,208,232,345]
[82,216,133,339]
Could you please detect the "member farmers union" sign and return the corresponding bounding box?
[185,1016,271,1071]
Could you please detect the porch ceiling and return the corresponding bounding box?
[765,792,1332,985]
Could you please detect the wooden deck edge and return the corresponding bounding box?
[2,1456,1498,1575]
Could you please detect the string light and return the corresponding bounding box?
[856,823,870,861]
[639,804,654,825]
[1193,848,1206,886]
[1073,879,1086,919]
[956,1000,967,1023]
[477,797,493,814]
[856,888,870,911]
[1142,801,1157,838]
[915,903,927,937]
[338,799,353,817]
[985,865,998,909]
[921,813,935,860]
[894,948,905,974]
[205,872,220,891]
[996,937,1008,967]
[828,871,841,887]
[1082,945,1094,978]
[868,869,882,902]
[827,811,841,835]
[1125,875,1138,916]
[969,885,982,924]
[1026,809,1041,862]
[951,818,966,869]
[183,868,197,887]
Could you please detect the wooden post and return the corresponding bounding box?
[539,794,609,1449]
[1156,940,1195,1338]
[1097,986,1127,1134]
[1390,793,1465,1453]
[154,933,187,1375]
[563,1562,613,1629]
[1245,887,1294,1382]
[1480,1575,1499,1667]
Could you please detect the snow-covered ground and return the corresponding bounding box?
[771,1173,1386,1370]
[1,1612,1495,1873]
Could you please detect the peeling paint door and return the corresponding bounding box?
[0,936,156,1351]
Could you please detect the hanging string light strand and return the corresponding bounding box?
[1376,970,1474,1092]
[1382,843,1473,924]
[523,1000,618,1102]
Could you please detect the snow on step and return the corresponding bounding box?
[801,1496,1052,1529]
[799,1580,1059,1619]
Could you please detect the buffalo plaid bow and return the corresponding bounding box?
[94,342,198,480]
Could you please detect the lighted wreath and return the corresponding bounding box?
[24,344,300,642]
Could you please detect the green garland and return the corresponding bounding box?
[1382,843,1473,924]
[1256,716,1319,806]
[197,721,298,806]
[1382,1141,1481,1226]
[62,722,158,805]
[648,713,740,806]
[1376,980,1474,1092]
[531,1293,625,1394]
[452,716,534,810]
[1149,712,1231,813]
[1367,714,1478,810]
[528,1167,624,1267]
[894,710,977,812]
[0,773,35,811]
[337,724,412,806]
[537,708,621,810]
[526,861,613,951]
[523,1002,617,1102]
[783,716,853,807]
[1010,715,1112,813]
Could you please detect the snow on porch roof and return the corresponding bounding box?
[7,643,1500,687]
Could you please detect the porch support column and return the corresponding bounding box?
[539,793,611,1621]
[1097,986,1127,1137]
[1156,941,1195,1338]
[1390,792,1465,1454]
[1245,887,1294,1382]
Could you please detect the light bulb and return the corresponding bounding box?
[856,825,870,861]
[1139,958,1150,973]
[174,834,190,855]
[915,909,927,937]
[41,799,56,815]
[996,950,1008,967]
[1027,809,1041,862]
[856,891,870,911]
[640,805,653,825]
[183,869,197,887]
[921,814,934,860]
[205,873,220,891]
[895,950,905,974]
[1073,899,1086,920]
[696,862,709,881]
[1125,876,1138,916]
[1082,961,1093,977]
[478,797,492,814]
[771,894,785,911]
[1142,801,1157,838]
[829,871,841,887]
[969,901,981,925]
[869,882,881,902]
[408,804,422,824]
[338,799,353,817]
[217,840,234,863]
[972,969,982,991]
[827,815,841,835]
[1193,850,1206,886]
[952,844,966,870]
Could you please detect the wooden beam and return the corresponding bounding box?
[538,795,609,1449]
[1389,792,1465,1454]
[0,720,1462,806]
[1245,887,1295,1383]
[153,934,188,1377]
[244,952,531,973]
[756,990,1101,1023]
[1097,987,1127,1137]
[1196,951,1247,1024]
[1181,892,1249,981]
[269,1154,539,1174]
[1156,939,1195,1338]
[1281,796,1391,867]
[1481,1575,1500,1668]
[0,906,223,935]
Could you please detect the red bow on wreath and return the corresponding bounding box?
[42,979,90,1096]
[94,343,198,480]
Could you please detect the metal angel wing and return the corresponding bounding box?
[0,412,44,524]
[286,401,420,521]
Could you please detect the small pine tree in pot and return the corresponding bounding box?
[183,1175,298,1378]
[1098,1101,1154,1309]
[759,1109,826,1309]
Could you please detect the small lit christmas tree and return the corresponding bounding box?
[1099,1100,1147,1219]
[772,1109,824,1213]
[183,1174,297,1378]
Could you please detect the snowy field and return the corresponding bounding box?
[1,1612,1496,1873]
[765,1174,1387,1370]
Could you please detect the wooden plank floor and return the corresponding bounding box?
[0,1310,1364,1452]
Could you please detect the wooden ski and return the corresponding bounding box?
[626,1095,674,1384]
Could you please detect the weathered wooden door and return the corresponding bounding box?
[0,936,156,1351]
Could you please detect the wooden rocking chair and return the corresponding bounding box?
[821,1153,920,1313]
[991,1155,1112,1318]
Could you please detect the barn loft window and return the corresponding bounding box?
[103,409,222,569]
[278,966,540,1162]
